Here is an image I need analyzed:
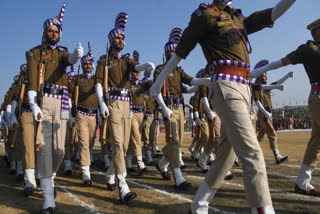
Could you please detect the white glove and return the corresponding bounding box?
[150,54,182,98]
[255,101,272,120]
[272,0,296,22]
[68,98,75,128]
[271,71,293,85]
[261,84,284,91]
[184,103,193,110]
[194,111,202,127]
[135,62,155,77]
[95,83,109,118]
[68,115,76,128]
[9,100,18,129]
[28,90,43,122]
[68,43,84,65]
[4,105,11,122]
[201,97,215,121]
[250,60,283,78]
[187,86,198,94]
[190,78,211,87]
[249,114,254,122]
[155,93,173,120]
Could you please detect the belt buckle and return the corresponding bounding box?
[120,91,127,96]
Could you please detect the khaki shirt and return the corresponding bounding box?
[153,64,193,97]
[287,41,320,83]
[254,87,272,112]
[70,74,98,108]
[144,93,155,111]
[27,43,70,91]
[175,1,273,64]
[95,53,139,89]
[131,80,152,106]
[189,94,200,113]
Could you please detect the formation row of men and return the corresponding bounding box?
[1,0,320,213]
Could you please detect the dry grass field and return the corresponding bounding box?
[0,131,319,214]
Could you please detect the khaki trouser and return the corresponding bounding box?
[257,113,278,150]
[251,112,257,131]
[37,96,67,179]
[143,116,153,148]
[13,125,24,162]
[204,114,221,154]
[149,118,159,149]
[164,106,184,168]
[206,81,271,207]
[76,112,97,166]
[127,112,144,156]
[303,94,320,167]
[195,118,209,151]
[21,112,36,169]
[108,99,131,174]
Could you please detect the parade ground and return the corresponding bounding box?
[1,131,319,214]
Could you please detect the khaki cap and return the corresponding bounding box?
[307,19,320,31]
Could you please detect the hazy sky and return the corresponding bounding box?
[1,0,319,107]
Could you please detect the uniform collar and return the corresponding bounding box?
[44,42,58,50]
[84,72,92,79]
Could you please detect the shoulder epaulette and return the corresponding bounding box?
[199,2,215,10]
[98,55,106,64]
[307,40,316,45]
[58,46,68,52]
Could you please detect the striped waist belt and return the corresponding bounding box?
[211,60,251,85]
[213,65,250,80]
[43,87,63,95]
[132,105,144,113]
[22,103,32,113]
[311,83,320,95]
[77,105,98,115]
[105,88,131,102]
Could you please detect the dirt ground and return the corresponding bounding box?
[0,131,320,214]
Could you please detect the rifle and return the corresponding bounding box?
[9,74,26,151]
[35,36,45,151]
[68,65,80,145]
[100,43,109,144]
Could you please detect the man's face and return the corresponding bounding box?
[45,25,60,45]
[131,71,141,80]
[165,50,175,61]
[82,61,93,73]
[312,27,320,42]
[111,35,125,51]
[262,73,267,84]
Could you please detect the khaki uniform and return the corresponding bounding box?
[143,94,156,149]
[128,81,152,157]
[95,53,138,174]
[253,85,278,150]
[154,65,192,168]
[27,43,71,179]
[13,72,36,169]
[176,2,274,207]
[189,95,201,149]
[287,41,320,167]
[70,74,98,167]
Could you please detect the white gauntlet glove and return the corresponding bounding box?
[155,93,173,120]
[255,101,272,120]
[194,111,202,127]
[9,100,18,129]
[261,84,284,91]
[68,98,76,128]
[5,105,12,123]
[250,60,283,78]
[135,62,155,78]
[201,97,215,121]
[190,78,211,87]
[28,90,43,122]
[95,83,109,118]
[150,54,181,98]
[68,43,84,65]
